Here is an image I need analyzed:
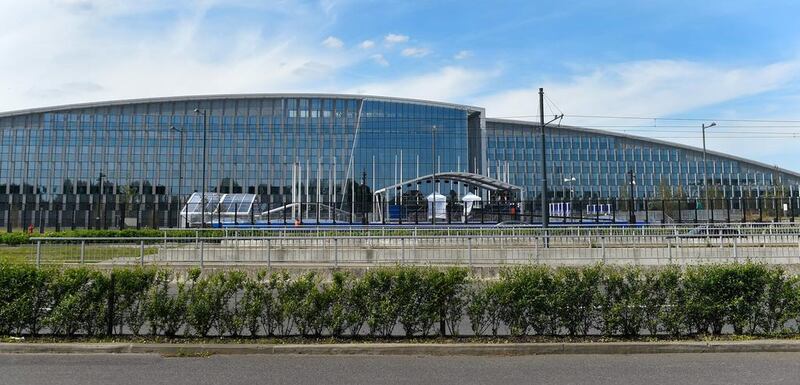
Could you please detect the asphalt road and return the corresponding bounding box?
[2,352,800,385]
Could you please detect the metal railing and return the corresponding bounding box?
[13,223,800,267]
[4,195,800,231]
[166,221,800,237]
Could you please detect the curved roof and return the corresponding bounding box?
[0,93,483,118]
[487,117,800,179]
[374,172,521,195]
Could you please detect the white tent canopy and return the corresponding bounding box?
[426,192,447,220]
[461,192,482,218]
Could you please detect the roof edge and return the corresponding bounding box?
[0,93,483,118]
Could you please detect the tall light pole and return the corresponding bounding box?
[194,109,208,228]
[170,125,185,212]
[702,122,717,221]
[431,124,437,225]
[537,88,563,228]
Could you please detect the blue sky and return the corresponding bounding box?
[2,0,800,170]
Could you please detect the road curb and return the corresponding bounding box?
[4,340,800,356]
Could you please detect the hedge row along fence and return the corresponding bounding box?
[1,263,799,338]
[0,230,219,246]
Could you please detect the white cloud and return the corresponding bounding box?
[479,59,800,122]
[0,1,358,111]
[347,66,496,102]
[477,58,800,171]
[454,50,472,60]
[370,54,389,67]
[384,33,409,45]
[401,47,430,58]
[359,40,375,49]
[322,36,344,49]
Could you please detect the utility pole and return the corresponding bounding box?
[539,88,549,228]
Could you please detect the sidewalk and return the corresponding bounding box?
[3,340,800,356]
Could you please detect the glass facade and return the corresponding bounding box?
[0,94,799,228]
[0,95,478,227]
[485,119,800,199]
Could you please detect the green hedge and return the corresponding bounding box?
[1,263,799,338]
[0,229,232,245]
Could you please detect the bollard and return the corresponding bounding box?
[200,239,205,269]
[267,238,271,269]
[334,238,339,267]
[80,241,85,264]
[139,241,144,267]
[35,241,41,267]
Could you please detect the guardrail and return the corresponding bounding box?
[160,222,800,238]
[14,224,800,267]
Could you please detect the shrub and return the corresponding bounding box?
[438,268,469,336]
[599,266,648,337]
[146,270,188,337]
[239,271,267,338]
[761,268,799,334]
[498,266,557,336]
[363,268,399,337]
[45,268,109,336]
[554,265,601,337]
[684,263,771,335]
[0,263,799,339]
[111,268,157,336]
[655,265,686,337]
[0,233,29,246]
[0,264,51,335]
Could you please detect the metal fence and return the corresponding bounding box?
[161,221,800,237]
[4,195,800,231]
[15,223,800,267]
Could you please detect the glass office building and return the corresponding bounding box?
[0,93,797,227]
[485,119,800,200]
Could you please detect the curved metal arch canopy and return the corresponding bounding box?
[373,171,521,196]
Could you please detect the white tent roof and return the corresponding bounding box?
[461,192,482,202]
[426,192,447,201]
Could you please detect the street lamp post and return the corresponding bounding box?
[563,177,576,200]
[170,125,185,227]
[701,122,717,222]
[194,109,208,228]
[628,170,636,224]
[563,177,576,221]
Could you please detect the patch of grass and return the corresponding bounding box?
[163,348,213,358]
[0,244,159,264]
